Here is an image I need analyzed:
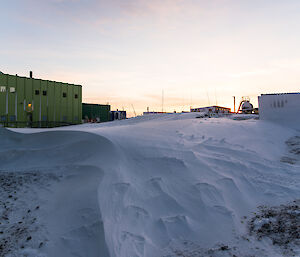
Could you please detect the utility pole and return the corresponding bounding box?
[233,96,236,113]
[162,89,164,112]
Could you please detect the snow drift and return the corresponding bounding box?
[2,113,300,257]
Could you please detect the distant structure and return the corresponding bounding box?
[111,110,126,121]
[190,106,231,114]
[237,97,254,114]
[82,104,126,122]
[82,103,111,123]
[143,111,166,115]
[0,72,82,128]
[258,93,300,129]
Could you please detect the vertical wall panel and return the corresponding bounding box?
[73,86,79,123]
[0,74,8,119]
[67,84,73,123]
[33,79,41,123]
[47,81,55,122]
[16,77,25,123]
[41,80,48,122]
[54,82,62,122]
[79,86,82,123]
[25,78,33,126]
[7,75,17,122]
[25,78,33,102]
[61,83,68,122]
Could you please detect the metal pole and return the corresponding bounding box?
[233,96,236,113]
[162,89,164,112]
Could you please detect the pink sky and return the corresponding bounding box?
[1,0,300,116]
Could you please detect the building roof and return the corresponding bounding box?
[0,72,82,87]
[261,93,300,96]
[191,106,231,110]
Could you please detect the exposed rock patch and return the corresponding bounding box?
[0,171,60,257]
[248,200,300,256]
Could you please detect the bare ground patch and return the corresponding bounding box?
[0,171,61,257]
[281,136,300,165]
[248,200,300,256]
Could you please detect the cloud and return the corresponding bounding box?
[227,69,276,78]
[15,0,223,30]
[271,59,300,71]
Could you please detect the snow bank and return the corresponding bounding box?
[0,128,116,257]
[3,113,300,257]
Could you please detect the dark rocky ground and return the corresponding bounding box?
[0,171,60,257]
[281,136,300,165]
[163,200,300,257]
[248,200,300,256]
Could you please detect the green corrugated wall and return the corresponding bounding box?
[0,73,82,127]
[82,103,110,122]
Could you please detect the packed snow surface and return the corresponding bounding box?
[1,113,300,257]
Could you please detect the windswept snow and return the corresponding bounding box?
[2,113,300,257]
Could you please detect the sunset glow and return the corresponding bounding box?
[1,0,300,116]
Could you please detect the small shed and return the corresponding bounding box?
[82,103,111,123]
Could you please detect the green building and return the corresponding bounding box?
[0,73,82,128]
[82,103,111,123]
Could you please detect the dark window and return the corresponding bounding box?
[75,94,78,99]
[42,90,47,96]
[63,116,67,121]
[42,115,47,121]
[10,115,16,122]
[1,115,6,121]
[63,92,67,98]
[35,90,40,95]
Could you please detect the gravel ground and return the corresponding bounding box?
[281,136,300,165]
[0,171,60,257]
[163,200,300,257]
[248,200,300,256]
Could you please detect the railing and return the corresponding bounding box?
[0,121,80,128]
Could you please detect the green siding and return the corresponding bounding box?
[67,84,73,123]
[54,82,61,122]
[48,81,55,121]
[73,86,79,123]
[79,88,82,122]
[0,73,82,127]
[41,80,48,121]
[61,83,67,122]
[7,75,16,123]
[32,79,41,123]
[82,103,111,123]
[16,77,25,122]
[0,75,7,120]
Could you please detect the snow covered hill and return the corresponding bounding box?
[1,113,299,257]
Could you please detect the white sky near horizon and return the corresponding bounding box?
[1,0,300,116]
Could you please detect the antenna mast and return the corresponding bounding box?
[162,89,164,112]
[131,104,137,117]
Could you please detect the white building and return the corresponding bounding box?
[258,93,300,129]
[190,106,231,114]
